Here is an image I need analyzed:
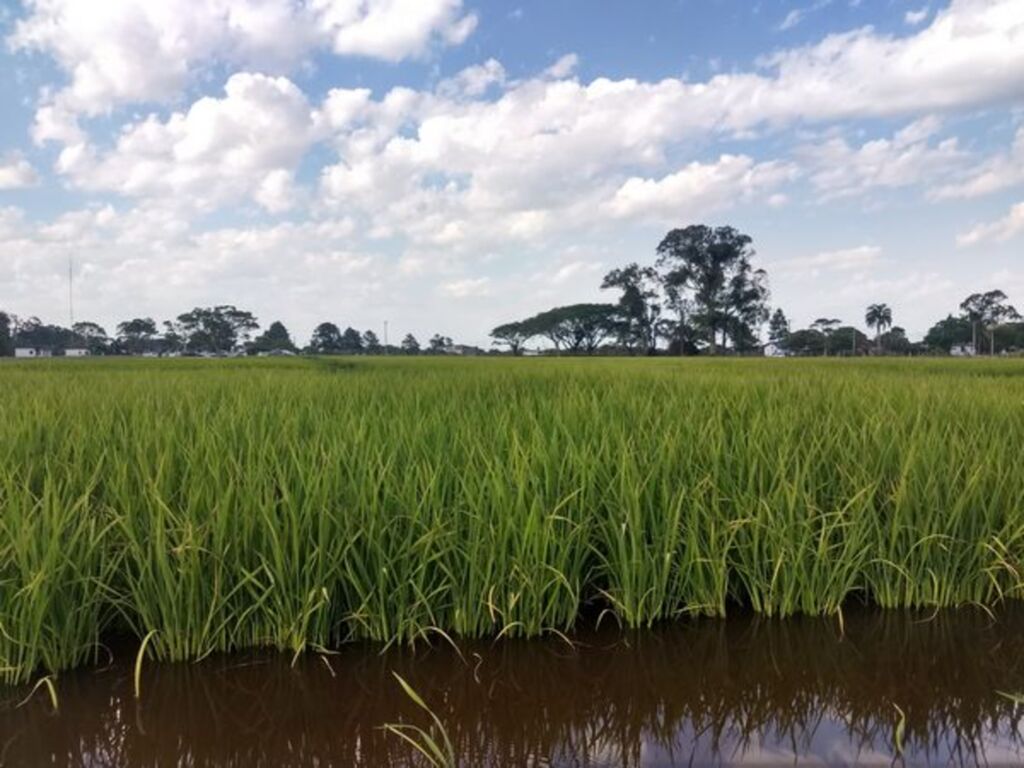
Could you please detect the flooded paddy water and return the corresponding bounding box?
[3,606,1024,767]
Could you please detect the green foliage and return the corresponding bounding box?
[925,314,973,353]
[0,310,12,356]
[401,334,421,354]
[657,225,768,354]
[174,306,259,354]
[3,357,1024,686]
[250,321,297,353]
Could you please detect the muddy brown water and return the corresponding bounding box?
[3,607,1024,767]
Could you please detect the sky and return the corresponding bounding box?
[0,0,1022,347]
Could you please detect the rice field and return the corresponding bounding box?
[2,356,1024,686]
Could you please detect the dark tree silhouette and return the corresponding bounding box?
[600,264,661,354]
[310,322,343,354]
[401,333,421,355]
[251,321,297,353]
[490,321,532,355]
[656,225,768,354]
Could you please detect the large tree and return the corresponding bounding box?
[490,321,533,355]
[785,328,826,357]
[310,322,343,354]
[362,330,382,354]
[72,321,110,355]
[401,333,421,355]
[428,334,453,354]
[600,263,661,354]
[117,317,158,355]
[250,321,297,354]
[176,306,258,354]
[524,304,620,354]
[656,225,768,354]
[924,314,973,354]
[811,318,842,357]
[340,327,364,354]
[960,290,1020,356]
[864,303,893,352]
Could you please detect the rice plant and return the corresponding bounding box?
[2,356,1024,685]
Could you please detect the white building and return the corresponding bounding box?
[950,344,976,357]
[65,348,90,357]
[15,347,53,358]
[763,342,789,358]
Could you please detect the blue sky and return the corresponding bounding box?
[0,0,1022,346]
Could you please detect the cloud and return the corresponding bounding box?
[321,0,477,61]
[799,117,967,199]
[748,0,1024,126]
[957,201,1024,246]
[544,53,579,79]
[607,155,797,221]
[439,277,491,298]
[58,73,319,212]
[438,59,506,98]
[0,153,39,189]
[0,202,379,335]
[932,126,1024,199]
[778,245,882,273]
[9,0,477,127]
[779,0,833,31]
[905,7,930,26]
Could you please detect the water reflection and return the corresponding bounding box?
[2,607,1024,767]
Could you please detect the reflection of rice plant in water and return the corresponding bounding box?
[3,356,1024,685]
[382,673,457,768]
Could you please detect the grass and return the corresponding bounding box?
[2,356,1024,685]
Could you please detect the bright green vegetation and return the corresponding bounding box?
[3,357,1024,685]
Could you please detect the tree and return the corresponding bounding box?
[924,315,973,354]
[310,322,343,354]
[362,330,382,354]
[176,306,258,354]
[0,311,13,357]
[865,304,893,352]
[768,309,790,347]
[250,321,297,354]
[656,225,768,354]
[601,263,661,354]
[523,304,620,354]
[401,333,421,355]
[834,326,871,356]
[12,317,78,353]
[162,321,186,355]
[340,327,364,354]
[811,318,842,357]
[72,321,110,355]
[960,291,1020,356]
[117,317,158,355]
[879,326,912,355]
[556,304,619,353]
[785,329,826,356]
[428,334,452,354]
[490,321,533,355]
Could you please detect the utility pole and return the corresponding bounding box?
[383,320,389,354]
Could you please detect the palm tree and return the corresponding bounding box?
[865,304,893,353]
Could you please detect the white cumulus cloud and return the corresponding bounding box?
[957,201,1024,246]
[0,154,39,189]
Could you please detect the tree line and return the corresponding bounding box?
[490,224,1023,357]
[2,224,1021,359]
[0,306,480,358]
